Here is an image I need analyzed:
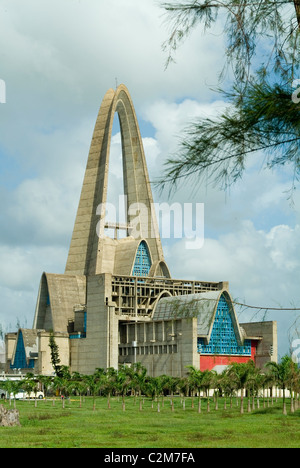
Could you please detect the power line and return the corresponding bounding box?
[233,302,300,311]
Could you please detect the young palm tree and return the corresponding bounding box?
[227,361,256,414]
[83,372,106,411]
[21,376,35,404]
[144,376,164,411]
[201,370,215,413]
[4,380,23,408]
[186,366,206,413]
[266,355,298,415]
[131,363,148,411]
[22,373,43,408]
[114,368,131,411]
[178,377,189,410]
[70,379,87,408]
[220,371,236,410]
[144,377,158,410]
[245,365,261,411]
[52,376,67,408]
[213,372,225,411]
[68,372,84,407]
[31,377,41,408]
[38,375,53,402]
[163,376,180,412]
[105,367,120,409]
[186,365,200,410]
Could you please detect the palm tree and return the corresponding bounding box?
[23,373,44,408]
[38,375,53,402]
[105,367,119,409]
[159,374,171,409]
[70,379,87,408]
[31,377,41,408]
[260,372,274,408]
[114,368,131,411]
[83,372,105,411]
[201,370,215,413]
[21,376,35,403]
[186,366,205,413]
[245,365,261,411]
[186,366,199,410]
[68,372,85,407]
[162,376,180,412]
[290,365,300,412]
[3,380,22,408]
[227,361,256,414]
[144,376,158,410]
[144,375,168,412]
[220,370,237,410]
[266,355,298,415]
[131,363,147,411]
[178,377,189,410]
[293,367,300,411]
[52,376,66,407]
[213,372,225,411]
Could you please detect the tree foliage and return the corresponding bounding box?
[159,0,300,193]
[48,332,62,378]
[4,356,300,416]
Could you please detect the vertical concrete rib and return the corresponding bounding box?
[65,84,166,277]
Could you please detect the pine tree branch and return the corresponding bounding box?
[293,0,300,26]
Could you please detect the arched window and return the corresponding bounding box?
[132,241,151,277]
[197,294,251,356]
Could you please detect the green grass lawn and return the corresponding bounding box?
[0,396,299,448]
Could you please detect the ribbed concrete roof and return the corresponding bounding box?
[34,273,86,333]
[153,290,244,344]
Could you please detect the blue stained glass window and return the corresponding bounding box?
[197,295,251,356]
[10,331,35,369]
[69,333,86,339]
[132,241,151,277]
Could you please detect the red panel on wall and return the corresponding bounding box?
[199,341,258,371]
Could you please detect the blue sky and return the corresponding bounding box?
[0,0,300,359]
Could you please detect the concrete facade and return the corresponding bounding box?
[5,85,277,377]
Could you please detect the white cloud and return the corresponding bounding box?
[0,178,76,246]
[164,221,300,357]
[0,0,224,122]
[0,245,66,292]
[142,99,229,158]
[0,0,299,359]
[0,243,67,332]
[140,94,300,357]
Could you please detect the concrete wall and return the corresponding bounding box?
[70,273,119,375]
[118,317,198,377]
[4,333,17,373]
[241,321,277,367]
[37,332,70,375]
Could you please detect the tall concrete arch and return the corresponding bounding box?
[65,85,167,277]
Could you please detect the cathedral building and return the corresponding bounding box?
[5,85,277,376]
